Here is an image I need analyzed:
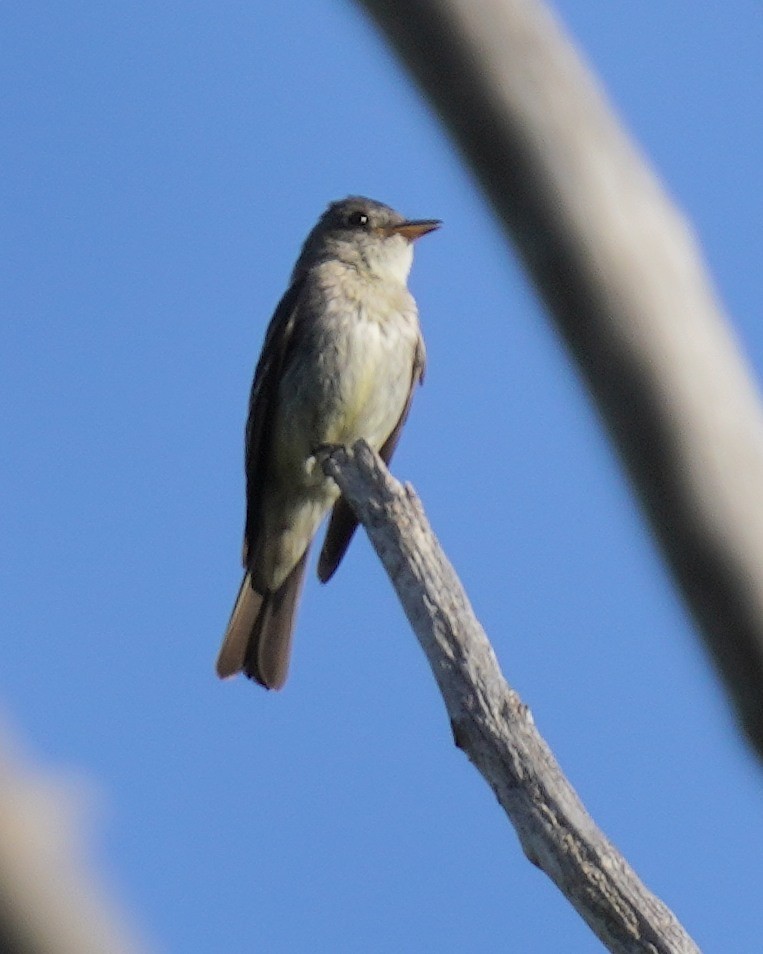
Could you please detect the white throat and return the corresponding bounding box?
[364,235,414,286]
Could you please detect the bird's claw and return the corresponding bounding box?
[312,442,345,462]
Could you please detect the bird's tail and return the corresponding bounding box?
[216,550,310,690]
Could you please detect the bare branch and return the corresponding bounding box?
[352,0,763,757]
[0,727,148,954]
[323,441,698,954]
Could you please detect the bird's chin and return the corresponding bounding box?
[365,236,414,285]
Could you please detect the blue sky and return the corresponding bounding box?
[2,2,761,951]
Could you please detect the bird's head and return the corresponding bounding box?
[294,196,440,284]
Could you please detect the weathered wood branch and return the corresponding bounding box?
[353,0,763,758]
[323,441,698,954]
[0,729,147,954]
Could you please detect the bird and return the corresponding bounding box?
[216,196,440,689]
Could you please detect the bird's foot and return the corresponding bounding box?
[310,442,347,478]
[312,442,345,460]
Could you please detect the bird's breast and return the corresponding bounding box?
[275,285,419,478]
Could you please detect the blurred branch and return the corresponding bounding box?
[352,0,763,757]
[323,442,698,953]
[0,726,148,954]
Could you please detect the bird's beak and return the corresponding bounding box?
[383,219,442,241]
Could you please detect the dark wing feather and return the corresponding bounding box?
[317,336,425,583]
[243,276,307,566]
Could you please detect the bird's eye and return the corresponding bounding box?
[347,211,369,227]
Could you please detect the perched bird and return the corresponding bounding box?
[216,196,440,689]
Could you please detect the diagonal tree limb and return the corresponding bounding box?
[352,0,763,758]
[0,728,149,954]
[323,441,699,954]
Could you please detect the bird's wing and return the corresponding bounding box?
[243,276,307,567]
[317,335,426,583]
